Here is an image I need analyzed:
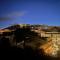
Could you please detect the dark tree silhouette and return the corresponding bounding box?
[0,37,10,48]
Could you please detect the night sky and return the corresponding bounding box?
[0,0,60,28]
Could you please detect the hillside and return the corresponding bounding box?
[0,24,60,60]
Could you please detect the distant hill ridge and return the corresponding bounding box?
[1,24,60,32]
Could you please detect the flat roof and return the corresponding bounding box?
[45,32,60,34]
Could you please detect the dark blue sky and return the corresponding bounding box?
[0,0,60,28]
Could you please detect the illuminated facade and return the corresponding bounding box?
[40,31,60,57]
